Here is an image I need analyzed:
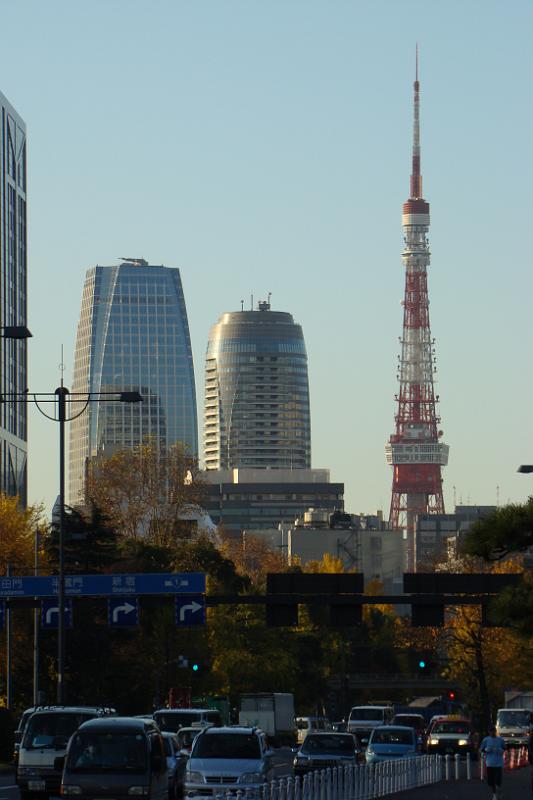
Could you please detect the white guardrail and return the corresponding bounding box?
[214,754,444,800]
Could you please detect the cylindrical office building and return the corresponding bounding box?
[204,299,311,470]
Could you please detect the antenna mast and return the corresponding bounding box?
[385,51,449,569]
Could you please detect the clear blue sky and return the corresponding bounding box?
[1,0,532,517]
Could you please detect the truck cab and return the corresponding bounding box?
[496,708,533,748]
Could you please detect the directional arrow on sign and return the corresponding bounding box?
[41,599,73,629]
[112,600,136,623]
[175,595,206,627]
[108,597,139,627]
[179,600,203,622]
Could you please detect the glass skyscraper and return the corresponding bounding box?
[0,91,28,502]
[68,259,198,505]
[204,299,311,470]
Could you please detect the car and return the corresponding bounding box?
[184,726,283,798]
[392,714,427,746]
[59,716,168,800]
[293,733,360,776]
[295,716,331,745]
[176,727,203,755]
[162,732,187,799]
[365,726,418,764]
[425,717,476,757]
[153,709,222,733]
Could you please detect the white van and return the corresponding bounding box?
[16,706,115,800]
[347,706,394,746]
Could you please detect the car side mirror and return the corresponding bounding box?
[54,756,65,772]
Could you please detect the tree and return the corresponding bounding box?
[0,494,44,573]
[462,498,533,637]
[463,498,533,561]
[85,441,206,545]
[47,503,120,573]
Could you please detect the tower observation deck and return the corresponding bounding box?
[385,54,449,565]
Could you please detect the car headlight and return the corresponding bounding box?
[238,772,263,784]
[186,772,205,784]
[61,787,82,796]
[366,748,375,756]
[127,788,149,796]
[458,739,468,746]
[429,738,439,745]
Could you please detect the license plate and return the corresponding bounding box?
[28,781,46,791]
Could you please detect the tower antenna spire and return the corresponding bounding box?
[411,45,422,199]
[385,55,449,570]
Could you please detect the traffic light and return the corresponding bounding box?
[192,663,200,672]
[414,653,433,674]
[447,690,456,701]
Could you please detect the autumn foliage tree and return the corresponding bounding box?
[85,441,206,545]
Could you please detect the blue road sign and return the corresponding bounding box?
[0,600,4,630]
[0,573,206,598]
[108,597,139,627]
[41,599,73,629]
[175,595,206,627]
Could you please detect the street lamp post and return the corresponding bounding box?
[6,384,142,705]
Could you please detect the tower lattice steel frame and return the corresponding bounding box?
[385,53,449,565]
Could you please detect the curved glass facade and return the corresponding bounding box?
[204,302,311,470]
[68,260,198,505]
[0,92,28,502]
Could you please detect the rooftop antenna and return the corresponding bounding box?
[268,291,272,307]
[251,294,253,311]
[59,344,65,388]
[241,300,244,312]
[410,43,422,199]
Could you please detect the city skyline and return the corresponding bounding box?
[0,1,531,516]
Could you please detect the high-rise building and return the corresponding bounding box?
[68,259,198,505]
[0,91,28,502]
[385,54,449,568]
[204,299,311,470]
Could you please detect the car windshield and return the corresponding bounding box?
[433,722,469,734]
[350,709,384,721]
[497,711,531,728]
[67,731,147,773]
[371,729,413,745]
[393,716,424,729]
[24,713,95,750]
[193,733,260,759]
[301,735,355,755]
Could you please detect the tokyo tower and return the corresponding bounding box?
[385,52,449,567]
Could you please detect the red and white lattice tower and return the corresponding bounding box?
[385,52,449,567]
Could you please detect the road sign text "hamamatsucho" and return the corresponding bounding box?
[0,573,206,598]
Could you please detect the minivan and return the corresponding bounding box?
[58,717,168,800]
[17,706,115,799]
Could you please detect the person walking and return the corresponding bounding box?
[479,725,506,800]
